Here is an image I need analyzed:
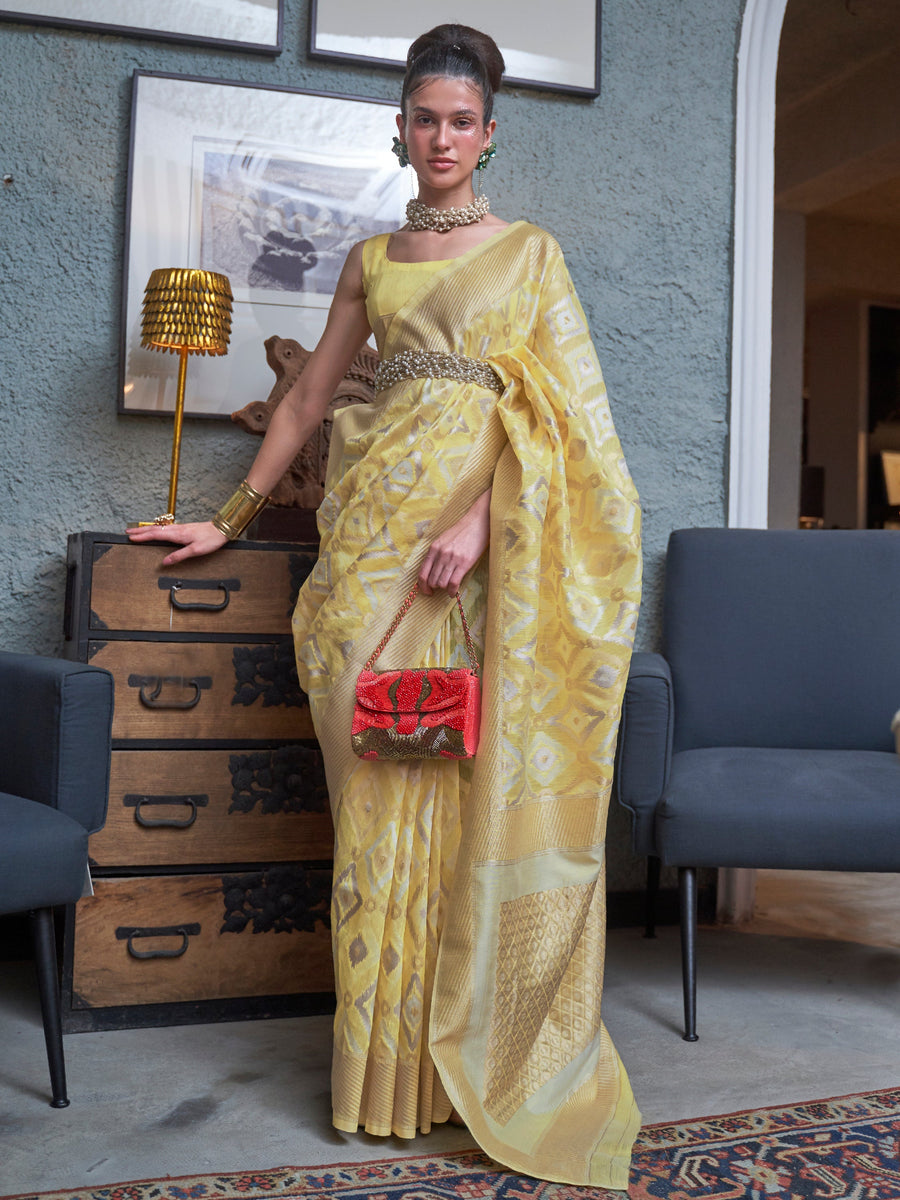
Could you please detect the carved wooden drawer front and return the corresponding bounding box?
[88,542,308,634]
[88,640,315,741]
[71,871,334,1008]
[91,748,333,867]
[63,532,332,1032]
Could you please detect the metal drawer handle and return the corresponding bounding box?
[159,576,241,613]
[116,923,201,960]
[124,793,209,829]
[128,674,212,709]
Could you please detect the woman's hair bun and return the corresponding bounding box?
[402,24,505,122]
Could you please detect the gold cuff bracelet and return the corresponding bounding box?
[211,480,269,540]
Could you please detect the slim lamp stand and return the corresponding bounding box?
[134,267,233,527]
[166,345,190,518]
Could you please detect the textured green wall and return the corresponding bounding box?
[0,0,743,886]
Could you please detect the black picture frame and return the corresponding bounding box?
[0,1,284,54]
[308,0,601,98]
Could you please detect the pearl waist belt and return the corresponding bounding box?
[373,350,504,395]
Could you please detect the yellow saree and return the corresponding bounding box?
[292,221,642,1188]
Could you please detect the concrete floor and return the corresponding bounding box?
[2,870,900,1196]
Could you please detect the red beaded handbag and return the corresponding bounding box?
[351,584,481,761]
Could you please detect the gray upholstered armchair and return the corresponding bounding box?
[615,528,900,1040]
[0,651,113,1105]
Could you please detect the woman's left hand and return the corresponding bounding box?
[419,488,491,596]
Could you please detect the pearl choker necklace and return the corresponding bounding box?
[406,195,489,233]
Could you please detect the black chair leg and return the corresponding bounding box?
[644,855,661,938]
[678,867,699,1042]
[30,908,70,1108]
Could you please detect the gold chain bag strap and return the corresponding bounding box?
[350,583,482,760]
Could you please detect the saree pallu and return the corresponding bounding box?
[292,222,642,1188]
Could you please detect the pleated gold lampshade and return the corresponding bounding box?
[138,269,233,524]
[141,268,233,356]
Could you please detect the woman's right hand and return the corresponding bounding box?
[126,521,228,567]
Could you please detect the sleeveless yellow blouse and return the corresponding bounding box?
[362,233,452,341]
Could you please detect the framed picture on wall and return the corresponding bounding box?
[0,1,283,53]
[308,0,601,97]
[120,71,410,418]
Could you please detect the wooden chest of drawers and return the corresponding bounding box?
[62,532,334,1031]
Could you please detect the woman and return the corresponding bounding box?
[129,24,642,1189]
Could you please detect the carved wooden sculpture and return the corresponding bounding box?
[231,336,378,508]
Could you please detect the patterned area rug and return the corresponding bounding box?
[8,1087,900,1200]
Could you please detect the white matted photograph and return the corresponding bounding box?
[0,0,283,51]
[120,72,410,418]
[309,0,601,96]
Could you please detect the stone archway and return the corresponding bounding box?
[728,0,789,530]
[718,0,788,922]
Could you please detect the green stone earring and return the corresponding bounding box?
[476,141,497,172]
[392,137,410,168]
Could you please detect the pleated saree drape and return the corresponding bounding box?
[292,222,642,1188]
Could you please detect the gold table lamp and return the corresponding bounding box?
[139,267,233,524]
